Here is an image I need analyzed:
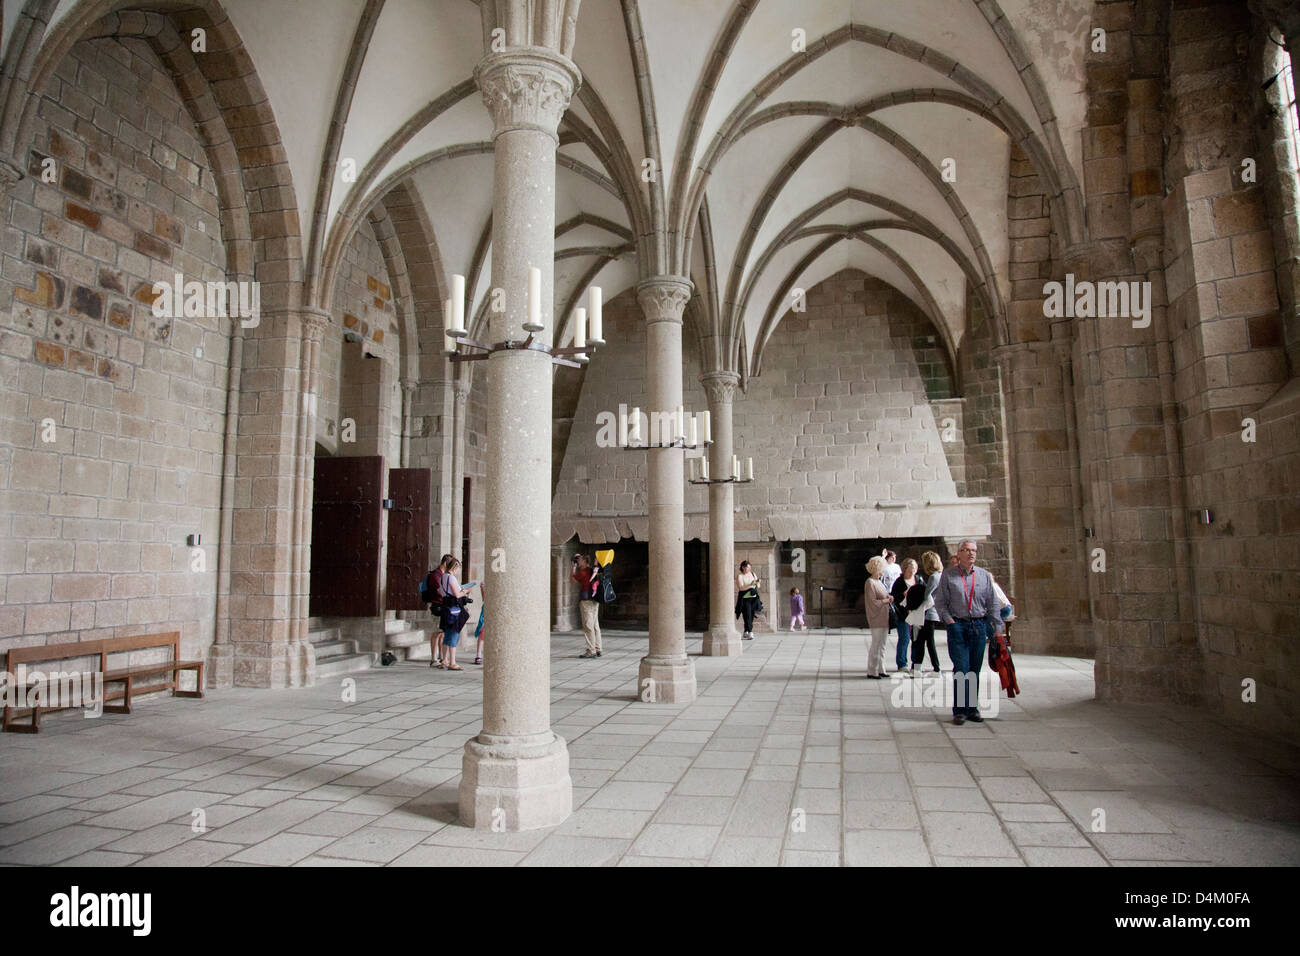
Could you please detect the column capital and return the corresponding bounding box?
[636,275,693,324]
[0,157,23,194]
[301,307,330,344]
[475,48,580,141]
[699,370,741,404]
[400,378,418,396]
[454,376,472,402]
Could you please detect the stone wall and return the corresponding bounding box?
[320,216,400,461]
[1160,0,1299,736]
[553,271,987,551]
[1,37,229,663]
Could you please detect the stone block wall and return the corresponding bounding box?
[320,215,399,460]
[552,287,710,535]
[1,37,230,663]
[1160,0,1300,735]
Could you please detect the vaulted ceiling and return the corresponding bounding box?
[15,0,1096,377]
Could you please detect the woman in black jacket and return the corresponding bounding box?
[890,558,928,675]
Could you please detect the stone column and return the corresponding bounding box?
[700,371,741,655]
[450,375,471,556]
[399,378,417,468]
[551,540,578,631]
[459,47,580,831]
[288,308,329,688]
[637,276,697,702]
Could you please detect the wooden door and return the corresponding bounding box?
[385,468,432,611]
[310,455,383,616]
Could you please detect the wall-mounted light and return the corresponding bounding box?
[1083,527,1094,537]
[343,331,362,344]
[1193,509,1214,526]
[186,534,201,547]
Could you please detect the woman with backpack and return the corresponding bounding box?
[426,554,452,668]
[438,557,471,671]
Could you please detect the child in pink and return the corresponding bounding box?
[790,587,807,631]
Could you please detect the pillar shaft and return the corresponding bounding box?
[637,277,697,702]
[552,540,578,631]
[701,372,741,656]
[459,47,579,831]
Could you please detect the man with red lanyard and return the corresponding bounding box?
[932,539,1006,725]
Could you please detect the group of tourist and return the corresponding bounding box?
[424,554,484,671]
[864,540,1014,724]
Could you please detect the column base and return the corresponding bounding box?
[459,731,572,831]
[701,626,743,657]
[637,654,696,703]
[206,644,234,688]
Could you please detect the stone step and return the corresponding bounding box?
[386,629,427,649]
[311,639,355,658]
[307,626,341,645]
[403,644,432,661]
[384,618,420,635]
[315,652,375,678]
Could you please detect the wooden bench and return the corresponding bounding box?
[3,631,203,733]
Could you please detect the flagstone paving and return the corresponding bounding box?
[2,629,1298,866]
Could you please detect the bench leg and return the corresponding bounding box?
[173,664,204,699]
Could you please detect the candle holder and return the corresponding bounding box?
[446,331,592,369]
[445,279,602,369]
[688,455,754,484]
[619,437,713,450]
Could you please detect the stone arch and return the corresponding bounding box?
[4,0,303,305]
[733,188,993,362]
[672,21,1086,275]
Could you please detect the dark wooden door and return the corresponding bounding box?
[310,455,383,617]
[385,468,432,611]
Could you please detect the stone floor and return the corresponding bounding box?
[2,628,1299,867]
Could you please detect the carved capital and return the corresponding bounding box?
[699,371,741,405]
[301,307,330,344]
[475,49,580,140]
[454,377,472,402]
[636,275,692,325]
[0,158,23,193]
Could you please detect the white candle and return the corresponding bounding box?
[619,404,628,447]
[443,298,457,352]
[745,457,754,481]
[676,405,685,441]
[574,307,587,348]
[688,457,697,482]
[526,265,542,331]
[732,454,740,480]
[451,274,465,334]
[630,406,642,444]
[589,286,603,342]
[687,414,698,447]
[701,410,711,444]
[700,454,709,481]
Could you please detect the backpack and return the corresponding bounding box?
[595,566,616,604]
[422,568,444,610]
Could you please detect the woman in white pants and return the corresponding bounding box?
[863,555,894,678]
